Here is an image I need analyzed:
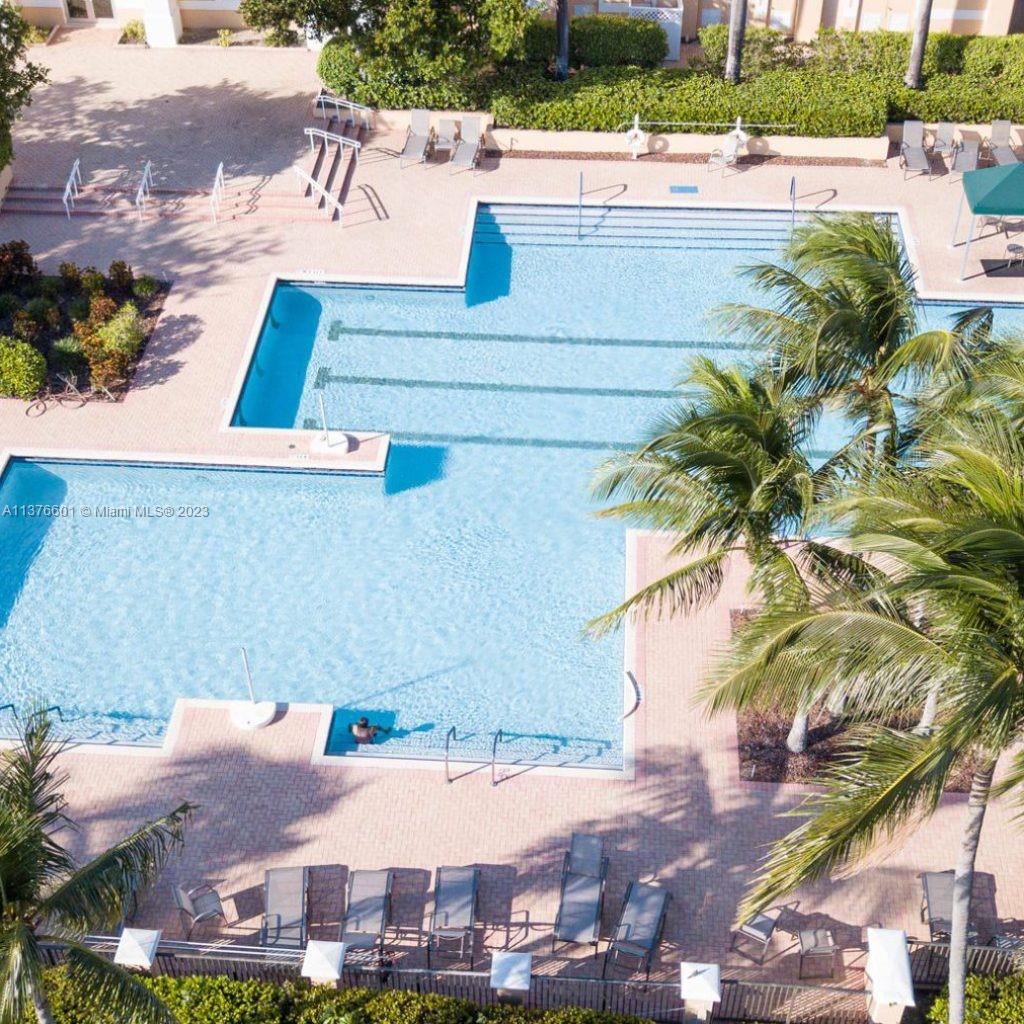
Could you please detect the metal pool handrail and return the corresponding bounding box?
[490,728,504,786]
[444,725,458,784]
[623,672,643,721]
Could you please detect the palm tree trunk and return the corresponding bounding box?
[915,685,939,734]
[555,0,569,81]
[903,0,934,89]
[786,709,809,753]
[947,759,996,1024]
[29,981,57,1024]
[724,0,747,84]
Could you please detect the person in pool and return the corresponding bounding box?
[350,716,392,744]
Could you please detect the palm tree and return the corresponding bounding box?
[724,0,748,83]
[555,0,569,80]
[586,359,870,752]
[719,214,990,472]
[705,415,1024,1024]
[0,712,194,1024]
[904,0,934,89]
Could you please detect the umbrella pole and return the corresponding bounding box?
[959,214,976,280]
[951,190,966,247]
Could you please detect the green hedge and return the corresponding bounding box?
[490,66,890,136]
[319,20,1024,136]
[38,970,658,1024]
[927,972,1024,1023]
[0,335,45,399]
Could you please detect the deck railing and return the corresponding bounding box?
[37,935,1024,1024]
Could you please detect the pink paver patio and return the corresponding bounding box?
[1,31,1023,990]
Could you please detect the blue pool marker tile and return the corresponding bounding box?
[669,185,699,194]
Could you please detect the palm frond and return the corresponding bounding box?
[62,941,173,1024]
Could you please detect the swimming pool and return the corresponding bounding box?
[4,204,1023,763]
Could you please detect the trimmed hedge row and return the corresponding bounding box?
[317,22,1024,137]
[490,66,891,136]
[38,970,658,1024]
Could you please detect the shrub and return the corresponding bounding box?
[0,240,37,289]
[67,296,90,323]
[0,292,21,318]
[50,334,85,375]
[24,296,55,323]
[523,17,555,65]
[133,275,160,300]
[218,28,233,46]
[696,24,803,77]
[107,259,134,291]
[12,309,38,344]
[94,301,144,357]
[0,335,46,398]
[119,17,146,43]
[569,15,667,68]
[265,25,298,46]
[927,972,1024,1023]
[490,66,890,136]
[58,261,81,289]
[87,295,117,326]
[80,267,105,296]
[39,276,62,301]
[146,975,292,1024]
[961,34,1024,83]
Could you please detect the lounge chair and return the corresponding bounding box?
[172,883,226,939]
[949,139,980,183]
[435,118,458,162]
[931,122,957,158]
[400,109,431,168]
[601,882,670,979]
[986,120,1019,166]
[552,833,609,955]
[921,870,980,943]
[450,117,483,174]
[900,120,932,180]
[259,866,308,948]
[730,910,780,963]
[427,866,479,967]
[708,133,740,175]
[341,869,394,956]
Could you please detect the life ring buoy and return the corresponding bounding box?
[625,126,648,159]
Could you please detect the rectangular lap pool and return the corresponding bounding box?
[5,204,1023,766]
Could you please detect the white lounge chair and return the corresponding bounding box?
[400,109,431,168]
[900,120,932,180]
[341,869,394,958]
[259,866,308,949]
[708,133,741,175]
[450,117,483,174]
[948,139,980,183]
[427,866,479,967]
[931,122,956,158]
[986,120,1019,166]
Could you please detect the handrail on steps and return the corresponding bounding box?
[62,159,82,219]
[305,126,362,163]
[292,165,344,222]
[210,162,226,223]
[315,92,374,130]
[134,160,154,222]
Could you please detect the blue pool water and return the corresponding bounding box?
[4,205,1023,763]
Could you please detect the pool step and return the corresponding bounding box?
[474,203,800,251]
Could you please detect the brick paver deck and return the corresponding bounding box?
[2,31,1022,988]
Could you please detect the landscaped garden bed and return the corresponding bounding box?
[0,241,167,402]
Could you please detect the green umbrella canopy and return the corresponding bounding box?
[962,164,1024,217]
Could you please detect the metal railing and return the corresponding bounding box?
[210,162,226,223]
[315,92,374,130]
[623,671,643,720]
[135,160,154,222]
[443,725,458,784]
[789,175,797,232]
[292,165,344,222]
[36,935,1024,1024]
[62,159,82,219]
[613,118,799,134]
[490,728,504,786]
[304,126,362,163]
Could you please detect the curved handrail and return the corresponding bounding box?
[490,729,504,787]
[62,158,82,220]
[135,160,153,222]
[315,92,375,129]
[304,126,362,163]
[622,671,642,721]
[444,726,457,784]
[210,162,225,223]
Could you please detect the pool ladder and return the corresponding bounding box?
[442,725,506,786]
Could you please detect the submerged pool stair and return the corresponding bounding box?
[474,203,800,252]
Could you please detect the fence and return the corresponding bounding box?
[37,935,1024,1024]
